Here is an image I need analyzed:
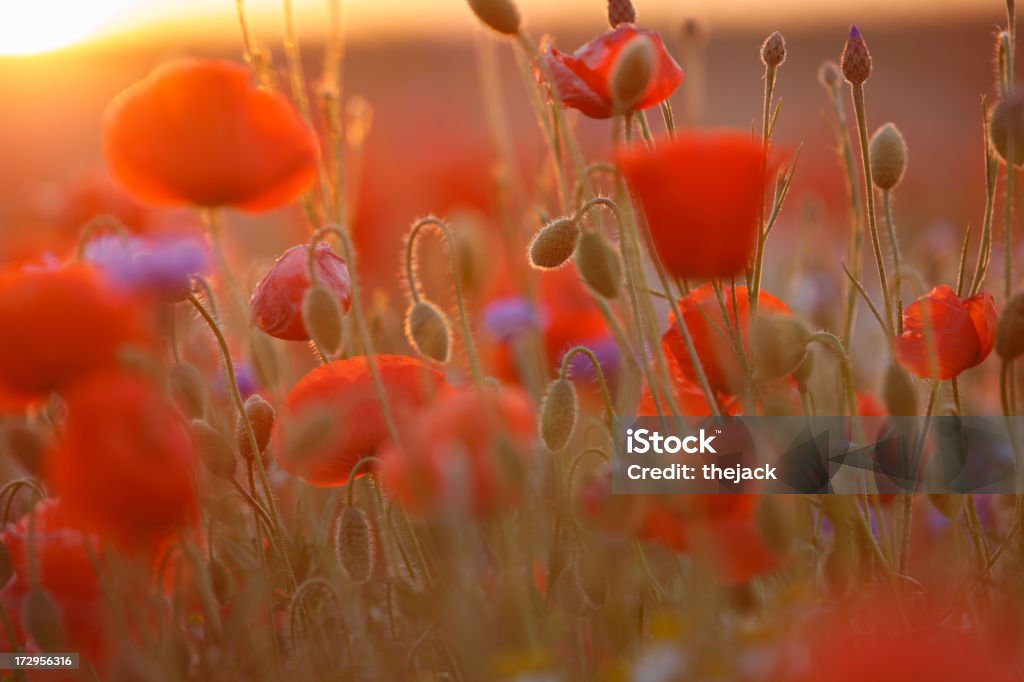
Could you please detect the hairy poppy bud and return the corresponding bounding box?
[302,285,344,356]
[761,31,786,68]
[997,292,1024,361]
[575,231,621,299]
[869,123,907,190]
[191,419,237,481]
[611,35,656,113]
[540,378,578,451]
[749,314,811,382]
[207,557,233,606]
[335,505,374,584]
[817,60,842,90]
[990,91,1024,167]
[22,587,62,652]
[169,362,206,420]
[607,0,636,27]
[237,394,275,462]
[882,361,918,416]
[792,347,816,388]
[840,24,871,85]
[405,301,452,363]
[528,219,580,270]
[466,0,520,36]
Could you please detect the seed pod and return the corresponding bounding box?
[466,0,520,36]
[335,505,375,584]
[928,494,965,520]
[882,362,918,416]
[528,219,579,270]
[302,284,344,356]
[606,0,636,27]
[237,394,275,461]
[611,34,656,112]
[540,378,578,451]
[997,292,1024,361]
[405,301,452,363]
[817,60,842,90]
[575,231,621,299]
[840,24,871,85]
[869,123,908,190]
[169,363,206,420]
[761,31,786,68]
[190,419,237,482]
[22,587,62,652]
[749,314,811,382]
[207,557,233,606]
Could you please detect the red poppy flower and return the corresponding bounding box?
[273,355,447,487]
[0,499,106,660]
[894,285,997,380]
[661,284,790,397]
[103,59,318,211]
[250,243,352,341]
[617,131,771,278]
[378,386,536,518]
[0,264,152,398]
[543,25,683,119]
[48,373,198,551]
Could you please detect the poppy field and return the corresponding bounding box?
[3,0,1024,679]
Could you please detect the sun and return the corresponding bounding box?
[0,0,133,56]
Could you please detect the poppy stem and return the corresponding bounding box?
[749,61,778,313]
[969,100,999,296]
[809,332,859,425]
[899,380,938,574]
[883,191,904,335]
[849,84,895,336]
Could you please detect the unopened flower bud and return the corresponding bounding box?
[761,31,786,68]
[191,420,238,481]
[997,292,1024,361]
[237,394,275,462]
[529,219,580,270]
[792,347,816,388]
[406,300,452,363]
[990,91,1024,167]
[169,363,206,420]
[817,60,842,90]
[540,378,578,451]
[882,362,918,416]
[466,0,520,36]
[607,0,636,27]
[575,231,621,299]
[22,587,62,652]
[840,24,871,85]
[869,123,907,190]
[335,505,375,584]
[611,35,656,112]
[749,314,811,382]
[302,284,344,356]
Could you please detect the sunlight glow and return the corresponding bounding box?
[0,0,132,56]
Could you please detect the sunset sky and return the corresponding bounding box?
[0,0,1006,56]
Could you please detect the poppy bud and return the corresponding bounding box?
[610,34,656,113]
[928,494,965,520]
[817,60,842,90]
[22,587,62,652]
[869,123,907,190]
[207,557,233,606]
[405,301,452,363]
[792,347,816,388]
[760,31,786,68]
[749,314,811,382]
[540,378,578,451]
[335,505,375,584]
[452,220,487,295]
[237,394,275,462]
[998,293,1024,361]
[191,419,238,481]
[882,361,918,416]
[249,329,279,390]
[169,362,206,420]
[575,231,621,299]
[991,91,1024,167]
[528,219,580,270]
[607,0,636,28]
[466,0,520,36]
[840,24,871,85]
[302,285,344,356]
